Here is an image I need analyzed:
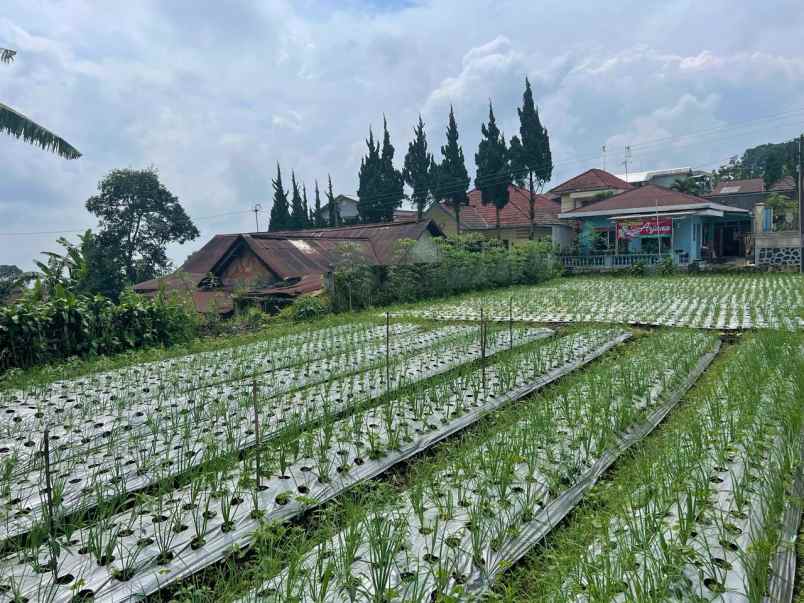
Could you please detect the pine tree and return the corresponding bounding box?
[357,128,383,223]
[509,78,553,239]
[403,115,434,220]
[379,116,404,221]
[289,171,306,230]
[475,102,511,239]
[433,105,470,234]
[302,183,310,228]
[314,180,324,227]
[269,163,290,231]
[327,175,338,227]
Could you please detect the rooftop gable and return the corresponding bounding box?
[549,168,633,195]
[438,185,560,229]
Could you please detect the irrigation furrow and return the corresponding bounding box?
[0,329,618,602]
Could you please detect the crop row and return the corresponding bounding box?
[0,325,548,542]
[242,329,720,602]
[530,331,802,602]
[0,321,418,429]
[0,328,626,602]
[404,273,804,331]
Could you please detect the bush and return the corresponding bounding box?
[0,289,198,371]
[628,261,646,277]
[281,295,330,321]
[658,255,675,276]
[329,236,559,312]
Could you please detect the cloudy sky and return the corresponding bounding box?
[3,0,804,270]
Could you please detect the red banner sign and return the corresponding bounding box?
[616,218,672,240]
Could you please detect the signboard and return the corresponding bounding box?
[616,217,672,240]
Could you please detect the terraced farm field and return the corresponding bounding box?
[0,272,801,602]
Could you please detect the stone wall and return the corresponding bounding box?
[757,246,801,266]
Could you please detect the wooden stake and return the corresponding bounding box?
[480,307,487,391]
[509,295,513,349]
[42,429,57,574]
[385,312,391,389]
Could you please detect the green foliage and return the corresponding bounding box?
[509,78,553,239]
[402,115,435,220]
[288,172,308,230]
[475,103,512,235]
[86,168,199,284]
[358,118,404,223]
[670,176,702,196]
[0,289,197,371]
[330,236,557,311]
[313,180,325,227]
[0,265,28,303]
[269,163,291,231]
[716,138,799,185]
[628,261,646,277]
[658,255,675,276]
[326,175,339,227]
[762,147,785,191]
[280,295,329,321]
[432,106,470,233]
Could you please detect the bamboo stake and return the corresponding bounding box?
[42,428,57,574]
[385,312,391,389]
[252,378,261,505]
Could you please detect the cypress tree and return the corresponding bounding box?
[327,175,338,227]
[314,180,324,227]
[379,116,404,221]
[357,128,383,223]
[269,163,290,231]
[403,115,435,221]
[289,171,306,230]
[433,105,470,234]
[475,102,511,239]
[302,183,310,228]
[510,78,553,239]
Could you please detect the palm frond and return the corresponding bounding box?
[1,48,16,64]
[0,101,81,159]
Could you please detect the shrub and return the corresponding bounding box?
[628,261,646,277]
[281,295,330,321]
[0,289,198,371]
[658,255,675,276]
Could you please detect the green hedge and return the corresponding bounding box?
[330,237,558,311]
[0,290,198,371]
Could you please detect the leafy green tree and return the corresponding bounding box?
[86,169,199,284]
[289,172,307,230]
[671,176,703,196]
[302,183,311,228]
[433,106,470,234]
[763,148,784,191]
[509,78,553,239]
[269,163,291,231]
[475,102,511,239]
[1,48,81,159]
[327,175,339,227]
[358,118,404,223]
[403,115,434,220]
[0,264,30,303]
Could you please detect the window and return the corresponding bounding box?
[692,223,702,243]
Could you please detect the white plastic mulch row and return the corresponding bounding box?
[0,329,621,602]
[0,324,462,471]
[0,326,546,542]
[548,340,801,602]
[0,321,418,431]
[241,332,720,602]
[402,274,804,331]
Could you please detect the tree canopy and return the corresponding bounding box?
[358,118,404,222]
[475,102,512,238]
[433,106,470,234]
[327,175,339,227]
[269,163,291,231]
[509,78,552,239]
[403,115,435,220]
[85,168,199,284]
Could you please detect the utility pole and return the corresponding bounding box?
[253,203,262,232]
[622,145,632,182]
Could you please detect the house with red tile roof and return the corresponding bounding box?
[427,184,568,245]
[134,220,443,313]
[558,184,751,263]
[547,168,633,213]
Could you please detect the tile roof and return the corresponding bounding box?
[561,184,728,215]
[439,185,560,229]
[709,175,797,196]
[548,169,633,195]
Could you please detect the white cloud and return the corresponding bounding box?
[2,0,804,270]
